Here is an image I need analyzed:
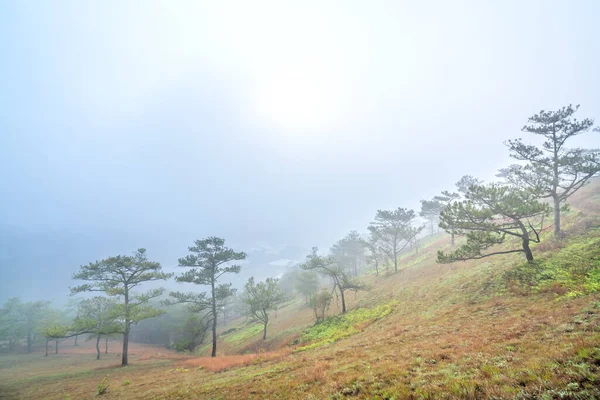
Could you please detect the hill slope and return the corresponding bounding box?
[2,179,600,399]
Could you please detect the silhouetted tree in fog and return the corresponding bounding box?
[0,298,50,353]
[455,175,483,195]
[294,270,319,304]
[242,277,286,340]
[300,248,365,314]
[73,296,121,360]
[309,290,333,323]
[331,230,365,277]
[420,199,443,235]
[434,176,480,246]
[362,232,386,276]
[368,208,423,272]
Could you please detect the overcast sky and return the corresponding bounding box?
[1,0,599,302]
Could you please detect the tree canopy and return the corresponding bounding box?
[330,230,365,277]
[242,277,286,340]
[368,208,423,272]
[437,184,549,263]
[300,247,365,314]
[71,248,171,366]
[420,199,443,235]
[170,237,246,357]
[503,104,599,238]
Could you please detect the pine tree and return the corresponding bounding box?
[242,277,286,340]
[368,208,423,272]
[170,237,246,357]
[503,105,599,238]
[300,248,364,314]
[437,183,549,263]
[71,249,171,366]
[420,199,443,235]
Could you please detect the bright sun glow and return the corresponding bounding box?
[250,70,343,134]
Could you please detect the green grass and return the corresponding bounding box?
[504,228,600,296]
[295,301,395,352]
[222,324,263,346]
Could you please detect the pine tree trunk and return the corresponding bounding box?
[55,340,58,354]
[74,334,78,346]
[451,233,455,247]
[96,335,101,360]
[522,236,534,262]
[553,194,561,239]
[211,278,217,358]
[122,331,129,365]
[122,288,130,366]
[340,287,347,314]
[263,322,268,340]
[393,238,398,272]
[45,339,49,357]
[105,337,108,354]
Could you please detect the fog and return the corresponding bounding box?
[1,0,599,302]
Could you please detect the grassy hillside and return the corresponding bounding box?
[2,179,600,399]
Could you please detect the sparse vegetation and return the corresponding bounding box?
[296,301,395,352]
[308,289,333,323]
[96,375,109,396]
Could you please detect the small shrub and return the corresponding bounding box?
[308,290,333,323]
[122,380,130,386]
[96,376,109,396]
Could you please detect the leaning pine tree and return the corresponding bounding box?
[437,183,549,264]
[502,104,599,238]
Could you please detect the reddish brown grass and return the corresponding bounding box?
[301,360,329,384]
[179,349,291,372]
